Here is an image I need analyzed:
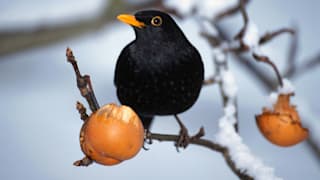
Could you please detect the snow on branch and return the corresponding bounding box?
[242,21,260,49]
[213,48,282,180]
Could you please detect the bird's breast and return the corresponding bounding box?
[116,42,204,116]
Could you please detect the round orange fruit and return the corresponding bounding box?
[79,103,144,165]
[256,112,309,147]
[256,94,309,147]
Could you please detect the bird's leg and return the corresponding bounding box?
[174,115,206,151]
[174,114,190,151]
[143,129,153,150]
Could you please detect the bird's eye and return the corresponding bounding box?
[151,16,162,26]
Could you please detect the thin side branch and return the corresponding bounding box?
[234,0,249,41]
[76,101,89,121]
[214,0,250,21]
[147,132,253,180]
[66,48,100,112]
[284,26,299,77]
[252,53,284,87]
[259,28,295,45]
[285,53,320,78]
[203,76,219,86]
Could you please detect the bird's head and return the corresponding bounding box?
[117,10,185,42]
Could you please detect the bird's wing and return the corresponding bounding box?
[114,42,134,87]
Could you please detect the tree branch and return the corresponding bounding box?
[0,0,162,57]
[66,47,253,179]
[147,133,253,180]
[66,48,100,112]
[259,28,295,45]
[252,53,283,87]
[213,8,320,166]
[214,0,250,21]
[285,52,320,79]
[197,0,320,170]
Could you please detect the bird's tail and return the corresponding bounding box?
[138,114,154,130]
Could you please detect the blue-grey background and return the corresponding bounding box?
[0,0,319,179]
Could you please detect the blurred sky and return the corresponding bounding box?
[0,0,319,180]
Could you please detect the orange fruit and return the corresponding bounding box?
[79,103,144,165]
[256,94,309,147]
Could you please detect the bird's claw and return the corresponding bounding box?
[143,129,153,150]
[174,115,191,151]
[175,125,190,152]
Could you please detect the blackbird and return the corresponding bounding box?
[115,10,204,131]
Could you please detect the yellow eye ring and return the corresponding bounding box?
[151,16,162,26]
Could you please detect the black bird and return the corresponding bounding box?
[115,10,204,132]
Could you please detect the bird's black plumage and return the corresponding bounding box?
[114,10,204,129]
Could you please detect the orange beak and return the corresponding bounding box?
[117,14,145,28]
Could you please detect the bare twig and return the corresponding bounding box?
[284,26,299,77]
[76,101,89,121]
[203,76,219,86]
[252,53,284,87]
[66,48,100,112]
[297,53,320,74]
[200,31,221,47]
[306,136,320,166]
[214,0,250,21]
[234,0,249,41]
[74,101,93,167]
[285,53,320,79]
[216,25,277,90]
[259,28,295,45]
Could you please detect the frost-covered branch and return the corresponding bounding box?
[205,0,320,163]
[207,38,281,180]
[147,132,254,180]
